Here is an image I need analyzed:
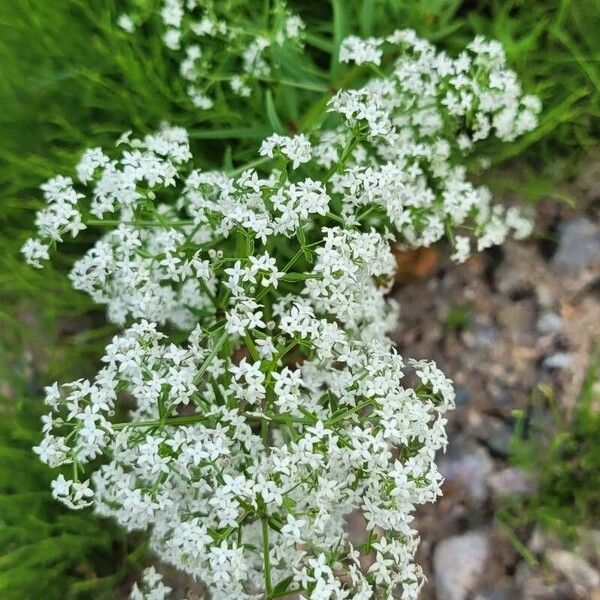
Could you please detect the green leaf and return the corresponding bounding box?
[265,90,285,133]
[330,0,349,79]
[188,126,272,140]
[271,575,294,595]
[360,0,376,36]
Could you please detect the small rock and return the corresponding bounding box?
[494,259,535,299]
[546,549,600,596]
[474,590,509,600]
[438,437,494,501]
[471,414,513,457]
[536,311,563,335]
[516,563,573,600]
[537,284,557,308]
[543,352,573,370]
[455,386,470,406]
[521,576,572,600]
[551,217,600,273]
[488,467,535,496]
[575,528,600,563]
[489,381,513,410]
[434,531,489,600]
[528,526,547,555]
[472,323,500,348]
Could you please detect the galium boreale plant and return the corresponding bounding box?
[118,0,307,110]
[23,29,539,600]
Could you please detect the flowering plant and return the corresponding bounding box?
[24,27,538,600]
[118,0,306,109]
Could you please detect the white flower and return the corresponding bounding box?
[340,35,383,65]
[130,566,171,600]
[51,475,94,509]
[117,14,135,33]
[76,147,110,184]
[281,514,307,541]
[21,238,49,268]
[260,134,312,169]
[450,235,471,263]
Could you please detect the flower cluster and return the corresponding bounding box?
[118,0,305,109]
[26,30,538,600]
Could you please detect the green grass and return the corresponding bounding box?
[0,353,144,599]
[0,0,599,595]
[500,343,600,546]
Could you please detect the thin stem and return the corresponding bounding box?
[86,219,194,228]
[112,411,313,432]
[262,516,273,595]
[194,328,229,385]
[231,155,270,176]
[261,77,329,92]
[323,131,362,184]
[268,588,306,599]
[113,414,210,430]
[327,398,374,426]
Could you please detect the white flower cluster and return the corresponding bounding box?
[130,566,172,600]
[118,0,305,109]
[26,30,539,600]
[340,36,383,66]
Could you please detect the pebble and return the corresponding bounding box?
[551,216,600,273]
[575,528,600,563]
[546,549,600,596]
[474,590,509,600]
[455,386,470,406]
[438,437,493,501]
[542,352,573,370]
[473,323,500,348]
[536,311,563,335]
[434,531,489,600]
[488,467,535,496]
[516,563,573,600]
[471,414,513,457]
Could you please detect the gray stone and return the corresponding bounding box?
[434,531,489,600]
[488,467,535,496]
[474,590,509,600]
[472,415,513,457]
[455,386,470,406]
[575,528,600,563]
[551,217,600,273]
[543,352,573,370]
[489,381,513,410]
[546,549,600,595]
[473,322,500,348]
[536,311,563,335]
[438,438,493,501]
[516,563,573,600]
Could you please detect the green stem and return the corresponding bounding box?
[112,414,210,430]
[86,219,194,228]
[262,516,273,595]
[194,328,229,385]
[231,155,271,176]
[327,398,374,426]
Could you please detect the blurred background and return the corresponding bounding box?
[1,1,599,598]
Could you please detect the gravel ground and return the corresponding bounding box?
[390,169,600,599]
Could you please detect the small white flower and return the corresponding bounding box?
[340,35,383,65]
[117,14,135,33]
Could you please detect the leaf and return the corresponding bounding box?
[330,0,349,79]
[188,126,272,140]
[265,90,285,133]
[360,0,376,37]
[271,575,294,596]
